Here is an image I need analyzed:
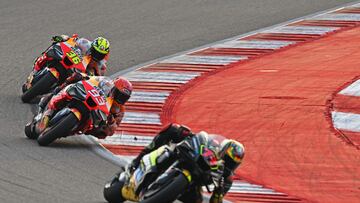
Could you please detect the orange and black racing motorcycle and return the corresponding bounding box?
[21,37,90,103]
[25,77,112,146]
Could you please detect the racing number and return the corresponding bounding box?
[88,89,106,105]
[66,51,81,64]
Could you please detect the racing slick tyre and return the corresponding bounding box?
[21,71,57,103]
[140,172,189,203]
[24,122,38,140]
[37,112,78,146]
[103,171,126,203]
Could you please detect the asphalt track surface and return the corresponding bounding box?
[0,0,357,202]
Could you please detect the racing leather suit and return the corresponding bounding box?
[33,34,109,76]
[43,76,124,139]
[130,123,235,203]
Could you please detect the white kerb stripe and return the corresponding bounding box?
[212,40,294,49]
[161,55,247,65]
[312,13,360,21]
[129,91,170,103]
[204,180,282,195]
[101,134,153,146]
[349,2,360,7]
[339,79,360,96]
[332,111,360,132]
[122,112,161,124]
[124,71,200,84]
[264,25,338,35]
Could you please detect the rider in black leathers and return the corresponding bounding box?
[127,123,245,203]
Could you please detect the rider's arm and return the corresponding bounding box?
[100,54,109,76]
[210,172,234,203]
[90,57,108,76]
[99,63,107,76]
[147,123,193,152]
[47,87,73,110]
[65,72,88,85]
[128,123,193,169]
[85,104,125,139]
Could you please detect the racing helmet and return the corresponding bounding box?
[219,139,245,172]
[112,77,132,105]
[90,37,110,61]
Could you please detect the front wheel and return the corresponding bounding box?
[24,122,38,139]
[140,172,189,203]
[103,171,126,203]
[37,112,79,146]
[21,71,58,103]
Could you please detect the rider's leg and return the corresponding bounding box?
[129,123,192,170]
[36,89,71,133]
[135,146,176,195]
[33,53,52,72]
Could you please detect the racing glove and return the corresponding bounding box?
[210,187,224,203]
[100,63,107,76]
[52,35,70,43]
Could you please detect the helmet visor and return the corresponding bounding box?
[91,47,106,61]
[113,88,130,105]
[224,154,241,172]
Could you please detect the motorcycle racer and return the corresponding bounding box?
[127,123,245,203]
[34,34,110,76]
[36,76,132,139]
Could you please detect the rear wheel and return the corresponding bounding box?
[21,71,58,103]
[140,172,189,203]
[37,112,78,146]
[103,171,126,203]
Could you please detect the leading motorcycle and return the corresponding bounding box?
[103,133,225,203]
[24,77,112,146]
[21,37,90,103]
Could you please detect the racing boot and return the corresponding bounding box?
[35,109,54,134]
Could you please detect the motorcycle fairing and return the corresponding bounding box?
[81,80,110,114]
[66,83,87,101]
[60,41,88,73]
[84,77,114,112]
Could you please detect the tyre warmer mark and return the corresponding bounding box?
[100,3,360,202]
